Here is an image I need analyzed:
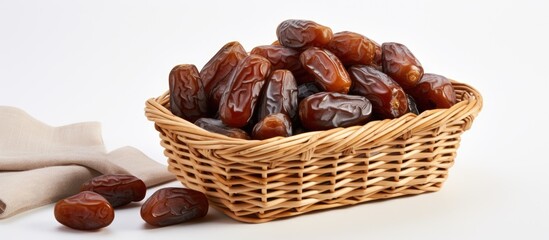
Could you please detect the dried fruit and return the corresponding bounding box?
[251,45,311,86]
[372,40,382,70]
[164,19,458,137]
[257,69,298,121]
[54,191,114,231]
[200,42,248,112]
[169,64,209,122]
[195,118,251,139]
[209,77,232,117]
[300,47,352,93]
[406,73,457,112]
[348,65,408,119]
[200,41,247,95]
[299,92,372,131]
[80,174,146,208]
[326,31,377,66]
[218,55,271,128]
[276,19,333,49]
[140,188,209,227]
[250,45,302,73]
[252,113,292,140]
[381,42,424,89]
[407,94,420,115]
[297,82,321,101]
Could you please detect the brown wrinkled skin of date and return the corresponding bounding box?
[200,41,247,95]
[381,42,424,89]
[293,71,317,85]
[300,47,352,93]
[194,118,250,139]
[140,188,208,227]
[276,19,333,49]
[250,45,302,73]
[326,31,377,66]
[80,174,146,208]
[348,65,408,119]
[169,64,209,122]
[200,42,248,112]
[297,82,321,101]
[299,92,372,131]
[257,70,298,121]
[406,73,457,112]
[252,113,292,140]
[372,40,382,70]
[219,55,271,128]
[54,191,114,231]
[209,77,231,117]
[407,94,420,115]
[251,45,311,85]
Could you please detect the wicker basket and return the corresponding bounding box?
[145,81,482,223]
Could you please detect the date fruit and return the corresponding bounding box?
[140,188,209,227]
[200,41,247,95]
[406,73,457,112]
[300,47,352,93]
[381,42,424,89]
[407,94,420,115]
[293,72,317,85]
[299,92,372,131]
[257,69,298,121]
[164,19,459,138]
[297,82,321,101]
[250,45,302,73]
[209,77,231,117]
[348,65,408,119]
[169,64,209,122]
[251,45,310,85]
[54,191,114,231]
[195,118,251,139]
[276,19,333,49]
[372,40,383,70]
[200,42,248,112]
[252,113,292,140]
[80,174,146,208]
[219,55,271,128]
[326,31,377,66]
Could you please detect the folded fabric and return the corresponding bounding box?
[0,106,175,219]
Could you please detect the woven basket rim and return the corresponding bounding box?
[145,80,482,163]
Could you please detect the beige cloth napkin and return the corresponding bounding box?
[0,106,175,219]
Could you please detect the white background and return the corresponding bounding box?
[1,0,548,239]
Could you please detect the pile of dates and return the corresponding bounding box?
[54,174,208,230]
[169,19,457,140]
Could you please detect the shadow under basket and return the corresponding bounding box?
[145,81,482,223]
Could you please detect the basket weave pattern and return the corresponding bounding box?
[145,81,482,223]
